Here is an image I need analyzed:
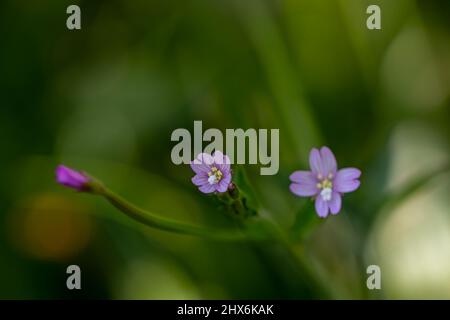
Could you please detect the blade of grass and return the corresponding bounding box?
[374,163,450,213]
[234,0,321,163]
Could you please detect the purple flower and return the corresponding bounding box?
[55,165,90,191]
[289,146,361,218]
[191,151,232,194]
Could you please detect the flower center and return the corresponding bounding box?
[320,187,332,201]
[207,166,223,185]
[316,175,333,201]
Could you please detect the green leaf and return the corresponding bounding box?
[234,0,321,163]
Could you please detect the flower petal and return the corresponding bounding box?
[289,170,315,183]
[328,192,342,215]
[190,153,215,174]
[212,150,224,164]
[56,165,89,190]
[309,148,324,177]
[199,184,215,194]
[334,168,361,193]
[191,174,208,186]
[190,161,209,174]
[198,153,214,165]
[320,146,337,175]
[213,150,231,173]
[289,183,317,197]
[336,167,361,180]
[216,174,231,193]
[289,171,318,197]
[315,196,329,218]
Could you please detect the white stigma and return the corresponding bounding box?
[208,175,218,185]
[207,166,223,185]
[320,187,332,202]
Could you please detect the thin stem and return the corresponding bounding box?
[100,187,252,241]
[265,221,330,298]
[95,185,328,297]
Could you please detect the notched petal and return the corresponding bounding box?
[315,196,329,218]
[334,168,361,193]
[328,192,342,215]
[320,146,337,175]
[309,148,324,176]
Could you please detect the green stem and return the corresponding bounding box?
[89,182,329,297]
[263,221,330,298]
[100,187,249,241]
[85,177,329,296]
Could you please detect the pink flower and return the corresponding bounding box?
[190,151,232,194]
[55,165,90,191]
[289,147,361,218]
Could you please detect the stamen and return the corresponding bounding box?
[207,166,223,185]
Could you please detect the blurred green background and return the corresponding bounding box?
[0,0,449,299]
